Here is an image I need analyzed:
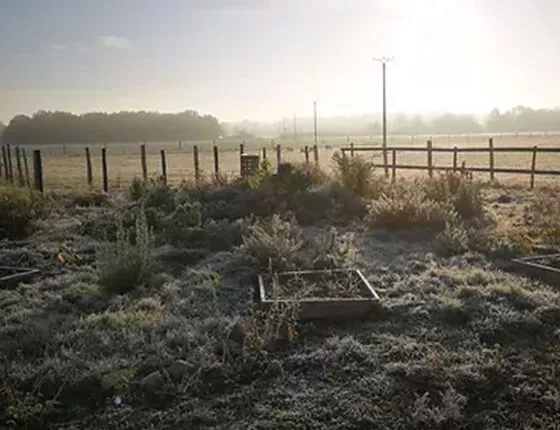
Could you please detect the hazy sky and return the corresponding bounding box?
[1,0,559,123]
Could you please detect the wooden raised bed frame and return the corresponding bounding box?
[511,254,560,286]
[257,269,380,320]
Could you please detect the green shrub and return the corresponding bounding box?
[308,228,356,269]
[0,184,49,239]
[366,187,453,231]
[525,196,560,245]
[97,207,153,294]
[331,152,386,198]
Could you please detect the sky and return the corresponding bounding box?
[1,0,559,123]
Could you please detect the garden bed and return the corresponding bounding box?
[257,269,380,320]
[0,265,40,287]
[511,253,560,286]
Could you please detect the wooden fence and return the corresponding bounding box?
[1,138,560,192]
[343,138,560,189]
[0,142,321,193]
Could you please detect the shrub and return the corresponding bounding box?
[308,228,356,269]
[423,172,484,219]
[331,152,386,198]
[0,184,49,239]
[524,196,560,245]
[241,214,306,271]
[366,187,453,231]
[274,162,327,193]
[97,207,153,294]
[437,217,470,255]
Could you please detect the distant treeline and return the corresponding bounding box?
[232,106,560,138]
[387,107,560,135]
[0,110,222,145]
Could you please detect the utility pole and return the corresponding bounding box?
[313,101,318,145]
[293,113,298,143]
[374,56,393,177]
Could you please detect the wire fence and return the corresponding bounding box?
[2,134,560,192]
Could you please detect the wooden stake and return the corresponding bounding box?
[530,145,537,189]
[160,149,167,186]
[33,150,43,192]
[85,147,93,186]
[140,144,148,181]
[101,147,108,192]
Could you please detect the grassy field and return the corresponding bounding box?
[12,134,560,191]
[1,160,560,428]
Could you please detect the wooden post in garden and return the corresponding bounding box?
[453,146,458,173]
[427,140,433,178]
[350,142,355,158]
[530,146,537,189]
[276,144,282,169]
[6,144,13,182]
[262,147,267,160]
[33,150,43,192]
[489,138,495,181]
[15,146,24,186]
[239,142,245,174]
[101,147,108,192]
[213,143,219,178]
[392,149,397,183]
[0,146,3,179]
[160,149,167,186]
[22,148,30,186]
[313,144,319,165]
[85,147,93,186]
[193,145,200,184]
[140,144,148,181]
[304,145,310,164]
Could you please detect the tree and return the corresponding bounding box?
[0,110,223,146]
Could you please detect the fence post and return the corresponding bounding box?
[239,142,245,174]
[85,147,93,186]
[15,146,24,186]
[101,147,108,192]
[350,142,354,158]
[262,147,267,160]
[304,145,310,164]
[461,161,466,177]
[22,148,30,187]
[160,149,167,186]
[453,146,458,173]
[392,148,397,183]
[0,146,3,179]
[313,144,319,165]
[193,145,200,184]
[276,144,282,171]
[213,143,219,179]
[6,144,13,182]
[489,138,495,182]
[427,140,433,178]
[530,145,537,189]
[140,144,148,181]
[33,150,43,192]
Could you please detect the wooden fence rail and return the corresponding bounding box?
[2,138,560,192]
[341,138,560,189]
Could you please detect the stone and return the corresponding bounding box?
[166,360,189,380]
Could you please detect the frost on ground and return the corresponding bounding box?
[1,174,560,429]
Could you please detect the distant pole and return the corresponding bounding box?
[374,56,393,178]
[160,149,167,186]
[293,113,298,143]
[140,143,148,181]
[85,147,93,186]
[313,100,318,145]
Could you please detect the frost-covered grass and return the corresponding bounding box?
[1,171,560,429]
